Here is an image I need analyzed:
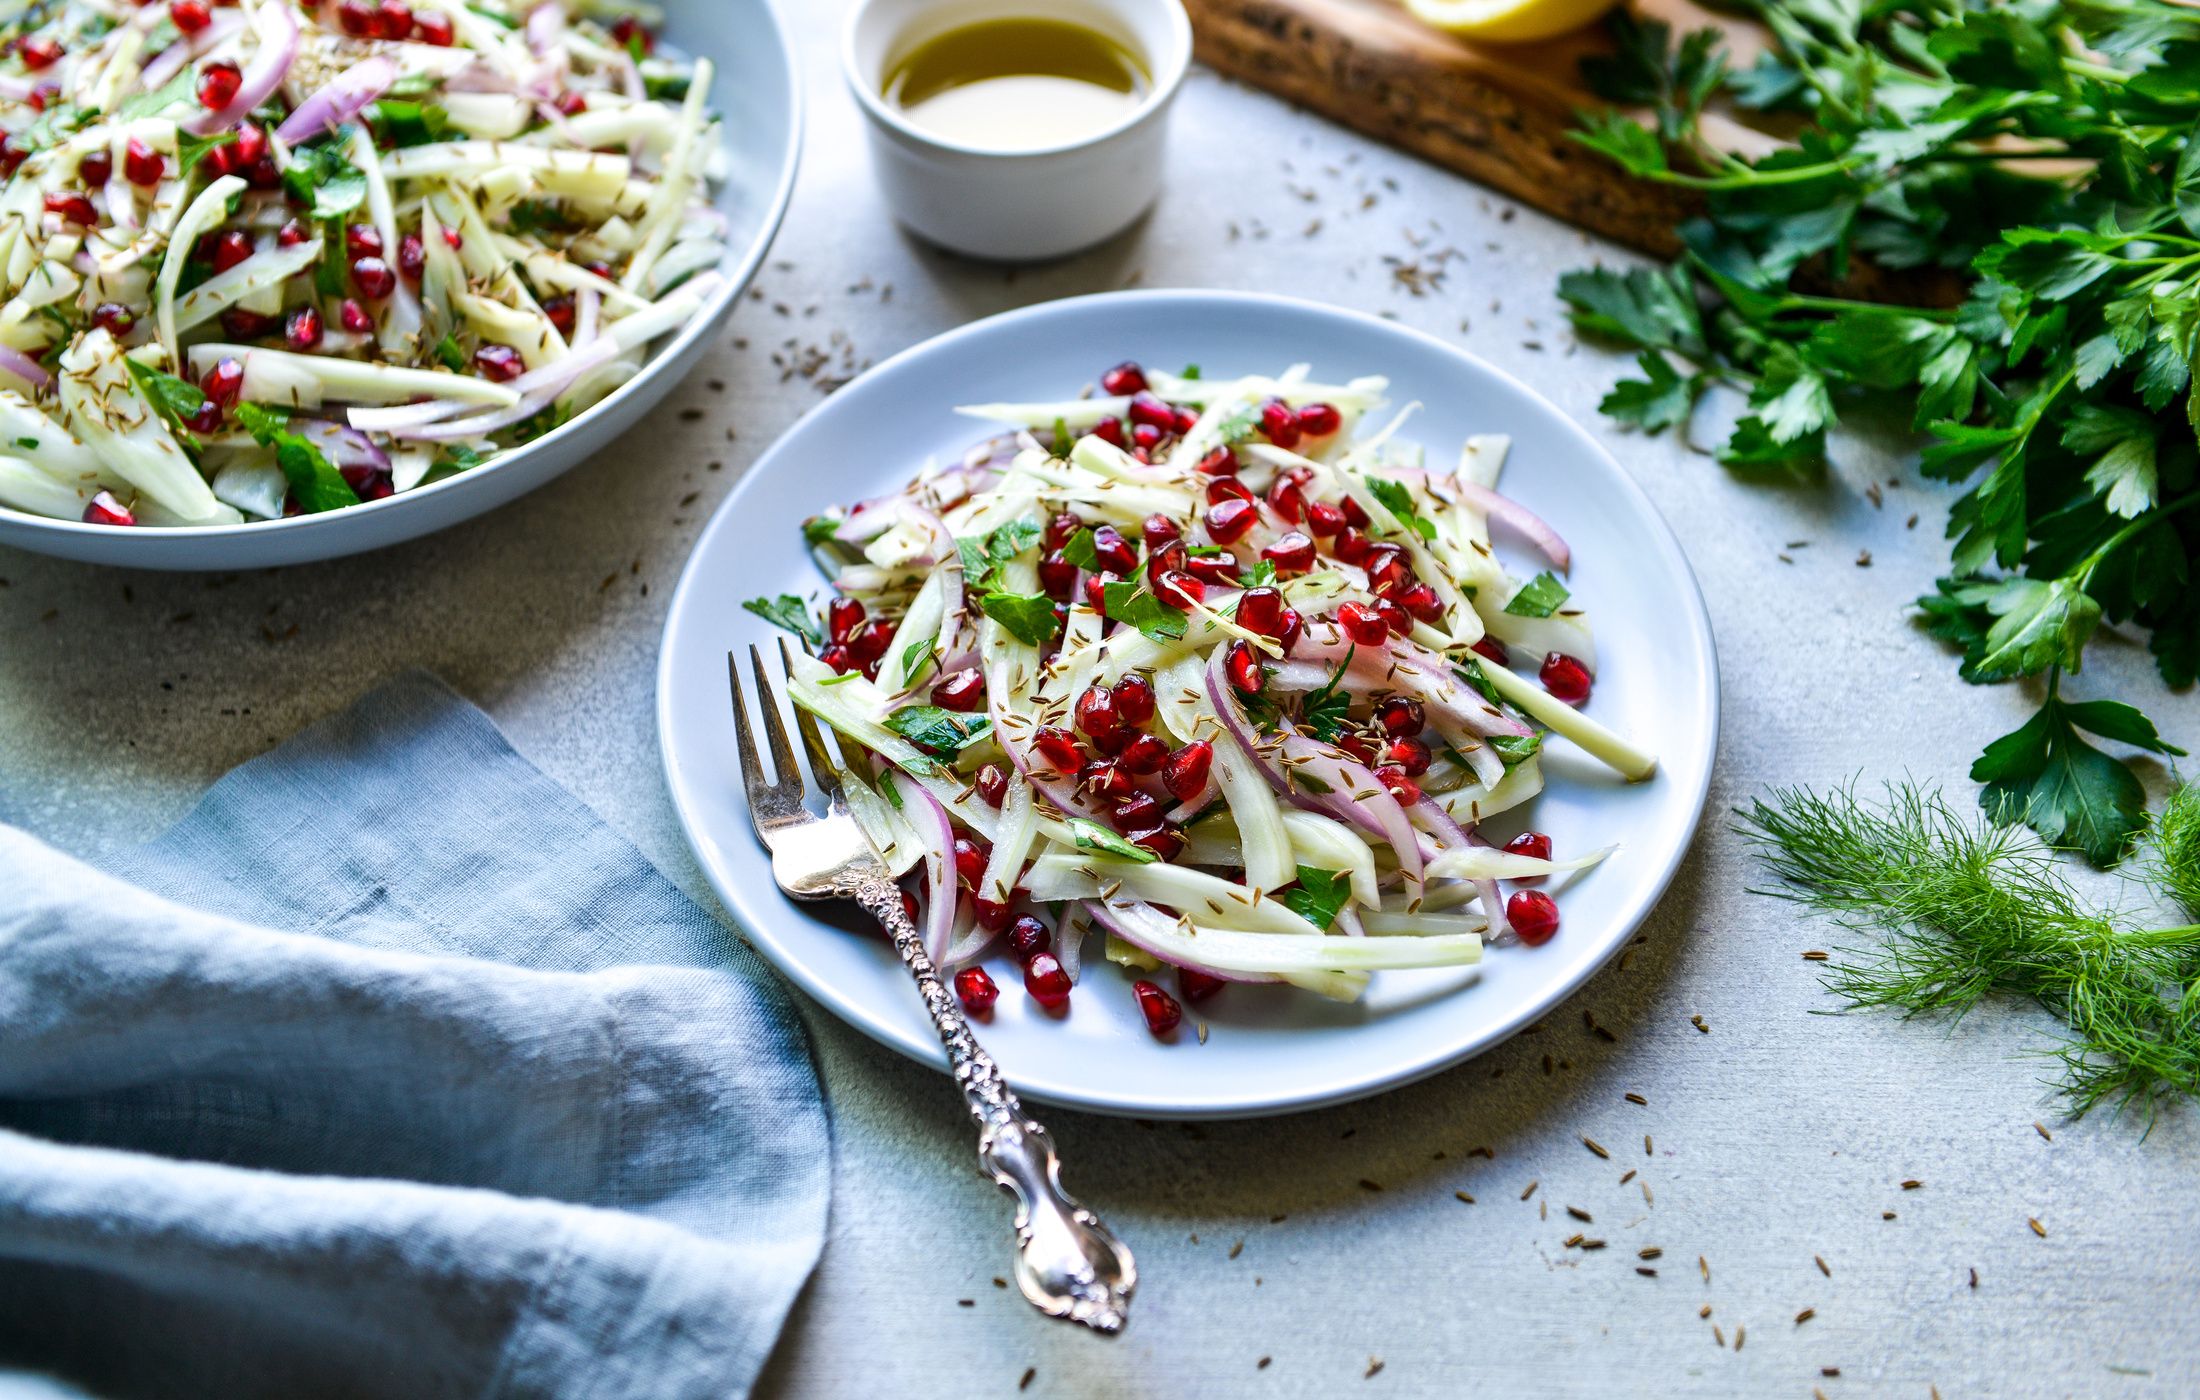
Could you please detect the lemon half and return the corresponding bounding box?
[1403,0,1622,45]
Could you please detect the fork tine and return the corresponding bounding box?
[748,643,807,796]
[780,638,845,804]
[726,651,773,839]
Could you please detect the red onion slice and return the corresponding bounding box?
[183,1,299,137]
[1082,900,1281,986]
[1452,479,1572,573]
[275,55,397,145]
[909,785,958,963]
[0,346,53,392]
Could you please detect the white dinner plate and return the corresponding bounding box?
[0,0,800,570]
[658,290,1719,1119]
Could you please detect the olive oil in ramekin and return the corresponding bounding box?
[881,16,1151,152]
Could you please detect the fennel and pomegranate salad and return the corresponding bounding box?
[0,0,727,529]
[748,360,1658,1038]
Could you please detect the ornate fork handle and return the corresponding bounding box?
[852,876,1136,1334]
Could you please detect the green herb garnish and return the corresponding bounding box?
[739,593,823,646]
[978,590,1060,647]
[885,705,991,756]
[1503,572,1572,619]
[1279,867,1353,930]
[233,403,361,514]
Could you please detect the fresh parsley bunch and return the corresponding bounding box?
[1561,0,2200,865]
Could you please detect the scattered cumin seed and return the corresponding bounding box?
[1712,1325,1725,1347]
[1197,1021,1207,1043]
[1734,1324,1746,1351]
[1365,1357,1384,1379]
[1642,1181,1654,1205]
[1815,1390,1829,1400]
[1699,1256,1710,1284]
[2034,1122,2052,1142]
[1563,1233,1584,1247]
[1637,1267,1658,1277]
[1019,1368,1036,1391]
[994,1277,1007,1288]
[1690,1014,1709,1033]
[1796,1308,1816,1324]
[1619,1169,1637,1184]
[1639,1247,1662,1260]
[1883,1211,1897,1220]
[1581,1238,1606,1250]
[1856,549,1873,567]
[1699,1305,1712,1318]
[1823,1368,1840,1378]
[1258,1357,1271,1370]
[1359,1179,1383,1193]
[1521,1180,1539,1201]
[1645,1135,1654,1156]
[1969,1268,1978,1289]
[1567,1206,1592,1223]
[957,1299,973,1307]
[1229,1239,1244,1260]
[1802,950,1828,961]
[1454,1191,1475,1204]
[2029,1217,2046,1237]
[1902,1179,1923,1190]
[1582,1136,1609,1159]
[1625,1092,1647,1105]
[1469,1145,1495,1159]
[1815,1255,1830,1277]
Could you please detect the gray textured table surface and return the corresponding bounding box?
[3,4,2196,1396]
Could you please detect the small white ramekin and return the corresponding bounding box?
[843,0,1191,261]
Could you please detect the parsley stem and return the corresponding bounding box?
[2077,490,2200,590]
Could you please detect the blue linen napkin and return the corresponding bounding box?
[0,672,829,1400]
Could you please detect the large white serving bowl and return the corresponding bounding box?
[658,290,1720,1120]
[0,0,801,570]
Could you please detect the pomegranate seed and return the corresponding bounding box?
[610,14,655,53]
[90,302,135,336]
[825,596,864,643]
[1333,527,1372,565]
[197,60,242,111]
[1267,474,1306,523]
[1307,500,1346,537]
[1118,732,1169,775]
[1089,415,1125,447]
[1504,830,1553,885]
[171,0,212,31]
[1126,391,1174,431]
[1337,732,1379,765]
[334,298,371,334]
[1296,401,1342,436]
[1111,671,1155,725]
[200,357,244,407]
[1275,606,1304,654]
[1337,601,1388,646]
[0,136,28,177]
[1508,889,1560,945]
[1079,758,1136,803]
[1259,399,1301,448]
[343,223,382,260]
[1339,495,1371,529]
[208,229,252,272]
[1155,570,1203,610]
[274,218,309,247]
[1008,914,1051,963]
[1111,791,1162,834]
[1366,545,1413,594]
[441,227,463,249]
[219,307,277,339]
[974,895,1017,932]
[1387,736,1432,776]
[1236,585,1285,637]
[1146,539,1185,584]
[43,192,96,227]
[952,836,991,889]
[1037,551,1077,600]
[1375,765,1422,805]
[27,83,56,112]
[78,150,113,188]
[413,9,454,42]
[1133,979,1182,1037]
[1205,497,1257,544]
[1260,531,1316,577]
[336,0,376,33]
[1540,652,1592,705]
[1374,596,1413,636]
[1089,727,1128,758]
[1023,952,1072,1009]
[1195,446,1236,476]
[1141,512,1180,551]
[1040,510,1081,550]
[1130,422,1163,451]
[378,0,414,40]
[1225,640,1264,695]
[397,233,425,281]
[1183,552,1239,588]
[1100,361,1146,395]
[1032,726,1083,776]
[1375,696,1424,736]
[474,344,523,381]
[975,764,1008,808]
[817,643,852,673]
[1471,635,1510,666]
[123,138,163,186]
[1088,524,1136,575]
[847,620,894,665]
[1205,475,1255,506]
[931,668,984,712]
[284,305,323,351]
[1081,572,1114,613]
[19,37,61,70]
[1397,582,1444,622]
[552,89,589,117]
[1167,407,1196,435]
[1180,967,1226,1003]
[1127,825,1184,860]
[230,122,267,168]
[81,491,135,526]
[1075,684,1118,741]
[1162,740,1213,802]
[351,255,395,299]
[953,966,998,1014]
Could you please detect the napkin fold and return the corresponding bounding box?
[0,673,829,1400]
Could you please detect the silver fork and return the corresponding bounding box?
[728,642,1136,1334]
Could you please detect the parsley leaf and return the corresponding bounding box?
[125,360,207,431]
[1069,818,1159,864]
[369,98,452,148]
[1600,350,1701,432]
[1100,581,1188,643]
[1366,475,1437,541]
[1060,526,1100,571]
[232,404,361,513]
[1488,732,1544,765]
[1974,694,2184,866]
[1278,867,1353,930]
[884,705,991,756]
[739,593,823,646]
[955,516,1044,588]
[802,515,841,546]
[279,136,368,220]
[978,590,1060,646]
[1298,645,1356,741]
[1503,572,1572,618]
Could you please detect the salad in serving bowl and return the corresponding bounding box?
[0,0,732,529]
[751,358,1659,1038]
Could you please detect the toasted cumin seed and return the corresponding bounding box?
[1883,1211,1897,1220]
[1019,1368,1036,1391]
[1582,1136,1609,1159]
[1258,1357,1271,1370]
[1521,1180,1538,1201]
[1581,1238,1606,1250]
[1969,1268,1978,1288]
[1823,1368,1840,1377]
[1645,1135,1654,1155]
[1564,1232,1584,1247]
[1699,1304,1712,1318]
[2034,1122,2052,1141]
[1637,1267,1657,1277]
[1795,1308,1815,1324]
[1712,1325,1725,1347]
[1690,1013,1708,1032]
[1699,1256,1710,1284]
[1454,1191,1475,1204]
[1902,1179,1922,1190]
[1639,1247,1662,1260]
[1624,1092,1647,1105]
[1365,1357,1383,1379]
[1815,1255,1830,1277]
[1802,950,1828,961]
[1359,1179,1383,1192]
[1734,1324,1745,1351]
[1229,1240,1244,1259]
[1619,1169,1637,1184]
[1567,1206,1592,1223]
[2028,1217,2046,1237]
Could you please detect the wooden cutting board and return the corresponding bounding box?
[1182,0,1779,261]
